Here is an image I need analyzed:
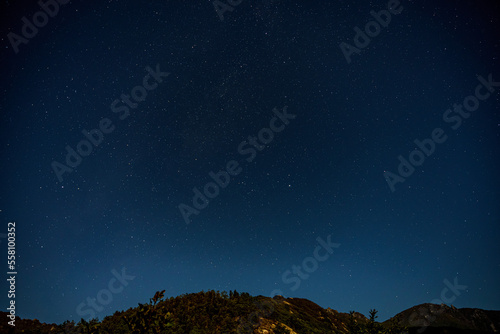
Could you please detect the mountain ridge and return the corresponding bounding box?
[1,290,498,333]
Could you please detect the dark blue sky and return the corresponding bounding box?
[1,0,499,325]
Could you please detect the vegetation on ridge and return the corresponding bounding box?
[2,290,497,333]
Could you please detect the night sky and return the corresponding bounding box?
[1,0,499,325]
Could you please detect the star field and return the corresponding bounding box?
[0,0,499,325]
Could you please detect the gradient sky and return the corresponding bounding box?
[1,0,499,325]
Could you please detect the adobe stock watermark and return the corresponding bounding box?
[7,0,70,54]
[273,235,341,293]
[213,0,244,21]
[51,64,170,182]
[339,0,403,64]
[178,106,295,225]
[238,234,340,332]
[76,267,135,320]
[384,73,500,192]
[408,277,467,333]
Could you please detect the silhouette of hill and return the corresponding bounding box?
[387,302,500,334]
[0,291,498,333]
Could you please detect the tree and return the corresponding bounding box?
[77,318,100,334]
[347,311,361,334]
[124,290,174,333]
[366,309,382,334]
[59,320,79,334]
